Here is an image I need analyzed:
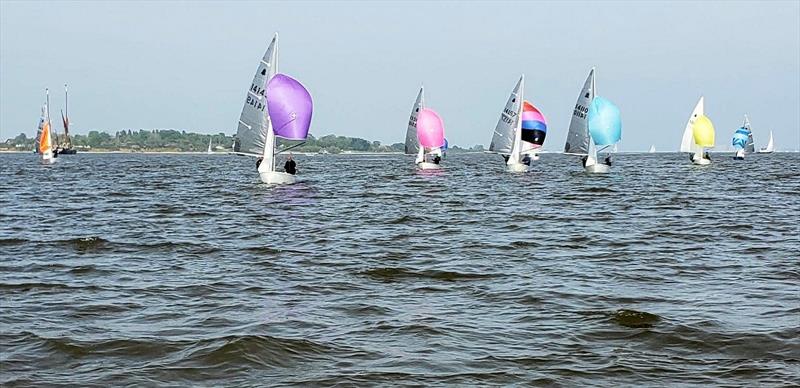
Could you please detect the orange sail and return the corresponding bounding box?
[39,122,51,153]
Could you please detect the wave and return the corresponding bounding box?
[359,267,495,282]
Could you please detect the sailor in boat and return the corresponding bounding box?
[433,155,441,164]
[256,157,263,169]
[284,153,297,175]
[522,154,532,166]
[604,155,612,166]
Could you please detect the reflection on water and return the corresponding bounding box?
[1,152,798,386]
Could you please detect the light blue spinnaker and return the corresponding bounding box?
[587,96,621,146]
[732,127,750,150]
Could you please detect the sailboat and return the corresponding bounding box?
[732,115,754,160]
[489,75,548,172]
[38,89,56,164]
[563,68,622,173]
[405,87,445,169]
[649,145,656,153]
[234,33,313,184]
[680,96,715,165]
[207,138,213,154]
[758,130,775,153]
[58,84,77,154]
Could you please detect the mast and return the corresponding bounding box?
[508,75,525,164]
[64,84,70,145]
[259,32,279,172]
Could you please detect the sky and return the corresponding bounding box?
[1,0,798,151]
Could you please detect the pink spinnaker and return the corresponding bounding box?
[416,108,445,148]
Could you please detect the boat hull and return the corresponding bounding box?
[692,158,712,165]
[757,150,774,154]
[585,163,610,174]
[506,162,528,173]
[417,162,441,170]
[57,148,77,155]
[259,171,296,184]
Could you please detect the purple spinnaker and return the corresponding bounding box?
[267,74,313,140]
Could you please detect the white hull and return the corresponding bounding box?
[259,171,296,184]
[585,163,610,174]
[417,162,441,170]
[757,150,774,154]
[506,162,528,173]
[692,157,711,165]
[734,149,745,160]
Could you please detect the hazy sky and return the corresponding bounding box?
[1,0,798,150]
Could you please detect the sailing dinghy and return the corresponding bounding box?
[207,138,213,154]
[680,96,715,165]
[38,89,56,164]
[405,87,445,170]
[649,145,656,153]
[563,68,621,174]
[489,75,548,172]
[732,115,754,160]
[758,130,775,153]
[235,33,313,184]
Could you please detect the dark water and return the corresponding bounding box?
[1,152,798,386]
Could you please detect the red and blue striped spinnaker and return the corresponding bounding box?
[521,101,547,148]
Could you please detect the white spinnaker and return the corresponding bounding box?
[564,68,595,155]
[680,96,704,153]
[490,75,523,155]
[236,33,278,156]
[405,87,425,155]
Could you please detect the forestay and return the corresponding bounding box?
[564,68,595,154]
[235,34,278,155]
[490,75,523,154]
[405,87,425,154]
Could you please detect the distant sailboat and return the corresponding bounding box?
[680,96,715,165]
[758,130,775,153]
[405,87,445,169]
[38,89,56,164]
[563,68,622,173]
[649,145,656,153]
[58,84,77,154]
[732,115,754,160]
[235,33,313,184]
[207,138,213,154]
[489,75,548,172]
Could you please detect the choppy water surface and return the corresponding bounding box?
[1,152,798,386]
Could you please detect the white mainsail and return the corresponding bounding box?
[743,115,755,153]
[236,33,278,156]
[489,75,523,155]
[207,138,213,154]
[760,130,774,153]
[649,144,656,153]
[564,68,595,155]
[680,96,704,153]
[405,87,425,155]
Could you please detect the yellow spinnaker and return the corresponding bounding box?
[692,115,715,147]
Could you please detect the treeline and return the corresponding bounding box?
[2,130,485,153]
